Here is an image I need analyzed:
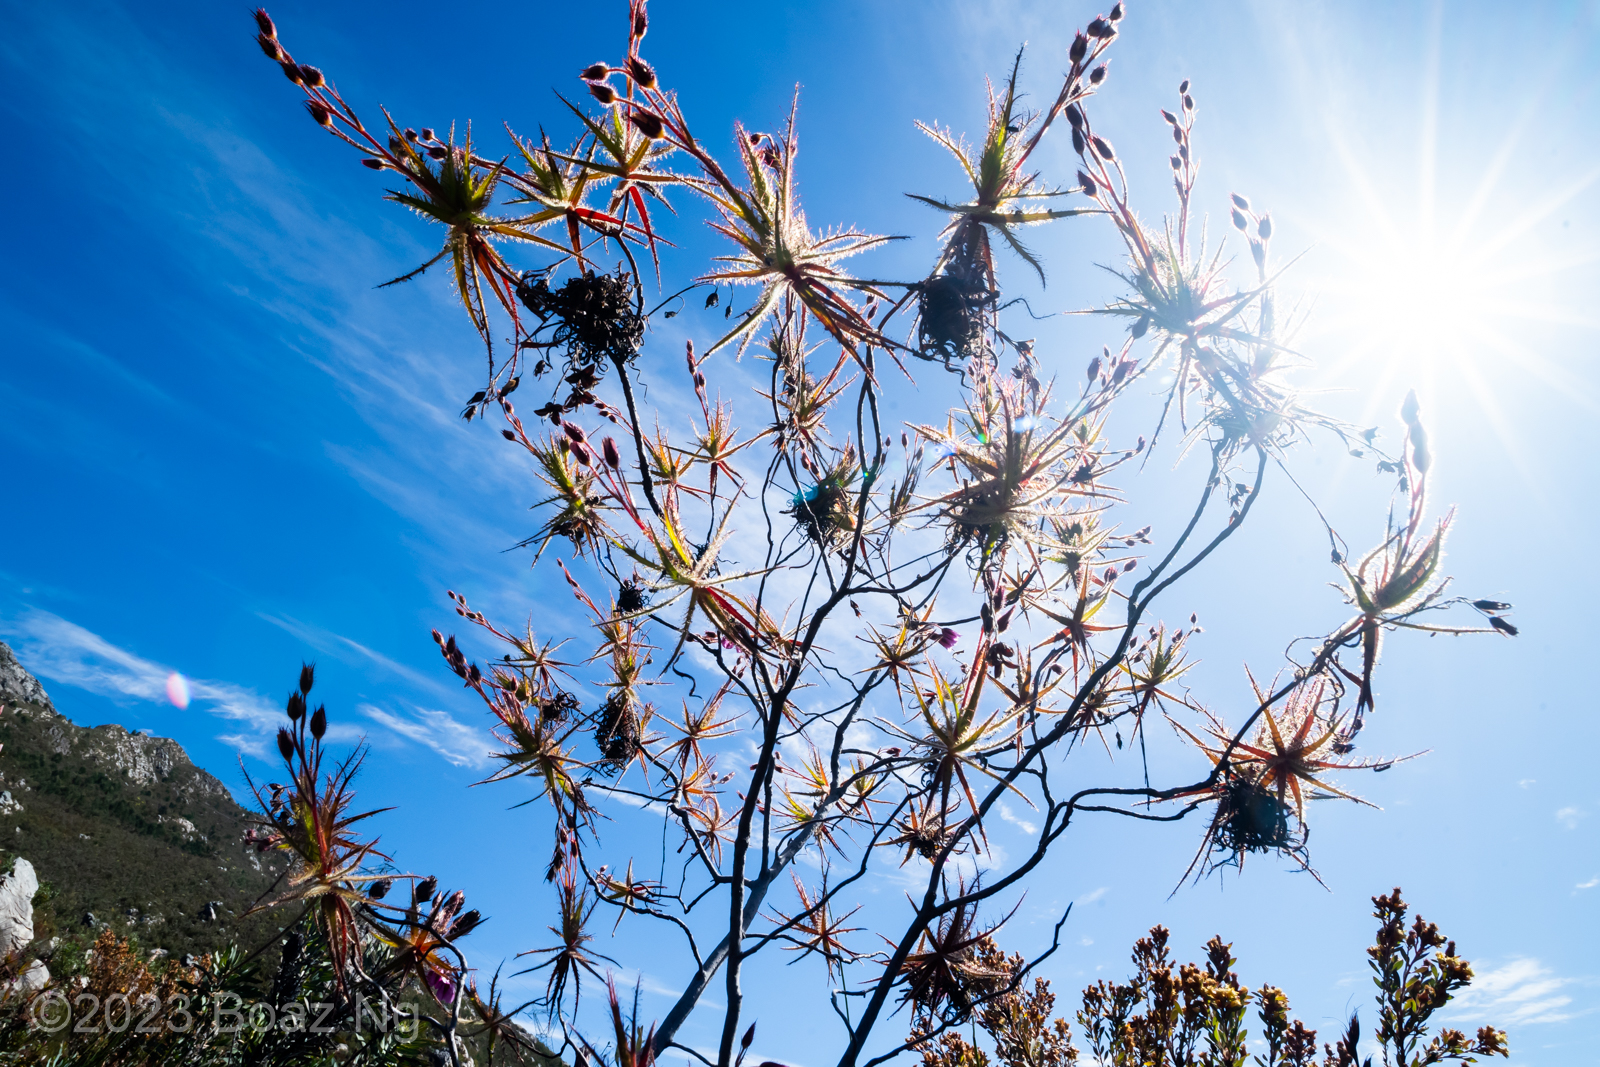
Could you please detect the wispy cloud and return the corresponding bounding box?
[1576,875,1598,891]
[1555,806,1585,830]
[1446,958,1590,1027]
[259,614,451,697]
[1,608,283,755]
[359,704,493,769]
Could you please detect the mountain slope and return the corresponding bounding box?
[0,641,290,963]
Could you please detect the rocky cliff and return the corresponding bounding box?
[0,642,289,967]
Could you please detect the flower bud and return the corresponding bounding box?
[1230,192,1251,211]
[1251,240,1266,270]
[580,62,609,81]
[299,64,325,88]
[633,5,648,38]
[287,691,305,719]
[1087,18,1114,38]
[427,145,448,160]
[299,663,315,695]
[561,420,587,444]
[589,82,617,106]
[502,429,516,441]
[627,56,657,89]
[1093,136,1115,160]
[1087,355,1101,381]
[305,100,333,127]
[1231,208,1249,231]
[1131,315,1150,339]
[310,706,327,740]
[1472,600,1512,612]
[1065,103,1084,128]
[420,127,436,141]
[254,9,276,37]
[1178,79,1190,93]
[361,158,385,169]
[1257,214,1272,240]
[1112,359,1132,383]
[1071,128,1085,155]
[1489,616,1518,636]
[1182,93,1195,110]
[1110,2,1125,19]
[450,909,483,939]
[280,60,303,85]
[1172,125,1183,144]
[256,33,282,61]
[602,437,622,469]
[415,876,438,904]
[1401,389,1421,426]
[276,728,294,761]
[1170,154,1182,170]
[570,441,592,465]
[1078,171,1098,196]
[368,878,393,900]
[1090,64,1108,85]
[1069,32,1089,63]
[630,109,665,139]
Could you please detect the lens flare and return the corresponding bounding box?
[165,671,191,709]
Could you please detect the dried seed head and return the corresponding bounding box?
[1066,103,1084,128]
[299,64,325,88]
[299,663,315,695]
[1087,355,1102,381]
[1090,63,1108,85]
[630,109,665,139]
[1069,32,1089,63]
[280,60,304,85]
[1182,93,1195,110]
[361,157,385,170]
[570,441,592,465]
[602,437,622,469]
[1179,78,1190,93]
[1231,208,1249,231]
[627,56,657,89]
[1131,315,1150,339]
[1087,17,1115,38]
[309,706,327,740]
[305,100,333,127]
[420,127,436,141]
[1093,135,1115,160]
[1160,108,1178,125]
[287,691,305,720]
[1230,192,1251,211]
[427,145,448,160]
[1072,127,1086,155]
[1170,154,1182,170]
[1172,125,1184,144]
[276,728,294,761]
[1257,214,1273,240]
[1078,170,1098,196]
[254,8,276,37]
[580,62,610,81]
[589,82,618,106]
[415,876,438,904]
[633,4,648,38]
[256,33,282,61]
[1110,2,1125,19]
[368,878,392,900]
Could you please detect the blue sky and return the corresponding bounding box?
[2,0,1598,1063]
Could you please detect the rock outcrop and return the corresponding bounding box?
[0,858,48,998]
[0,644,49,711]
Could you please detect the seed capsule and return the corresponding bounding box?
[1066,103,1084,128]
[1178,79,1190,93]
[299,65,325,88]
[1257,214,1273,240]
[1072,128,1086,155]
[589,82,617,105]
[1231,208,1249,231]
[254,9,276,37]
[1069,32,1089,63]
[309,706,327,740]
[1078,171,1098,196]
[305,101,333,127]
[1110,2,1125,19]
[602,437,622,469]
[1230,193,1250,211]
[1131,315,1150,339]
[256,33,282,61]
[580,62,609,81]
[280,60,303,85]
[1090,63,1108,85]
[1093,136,1115,160]
[630,110,665,139]
[627,56,657,89]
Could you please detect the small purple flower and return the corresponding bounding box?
[937,628,960,649]
[425,969,458,1005]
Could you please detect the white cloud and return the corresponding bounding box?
[1576,875,1598,891]
[359,704,494,769]
[1076,886,1110,905]
[1446,958,1587,1027]
[1,608,283,746]
[1555,806,1585,829]
[998,801,1037,836]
